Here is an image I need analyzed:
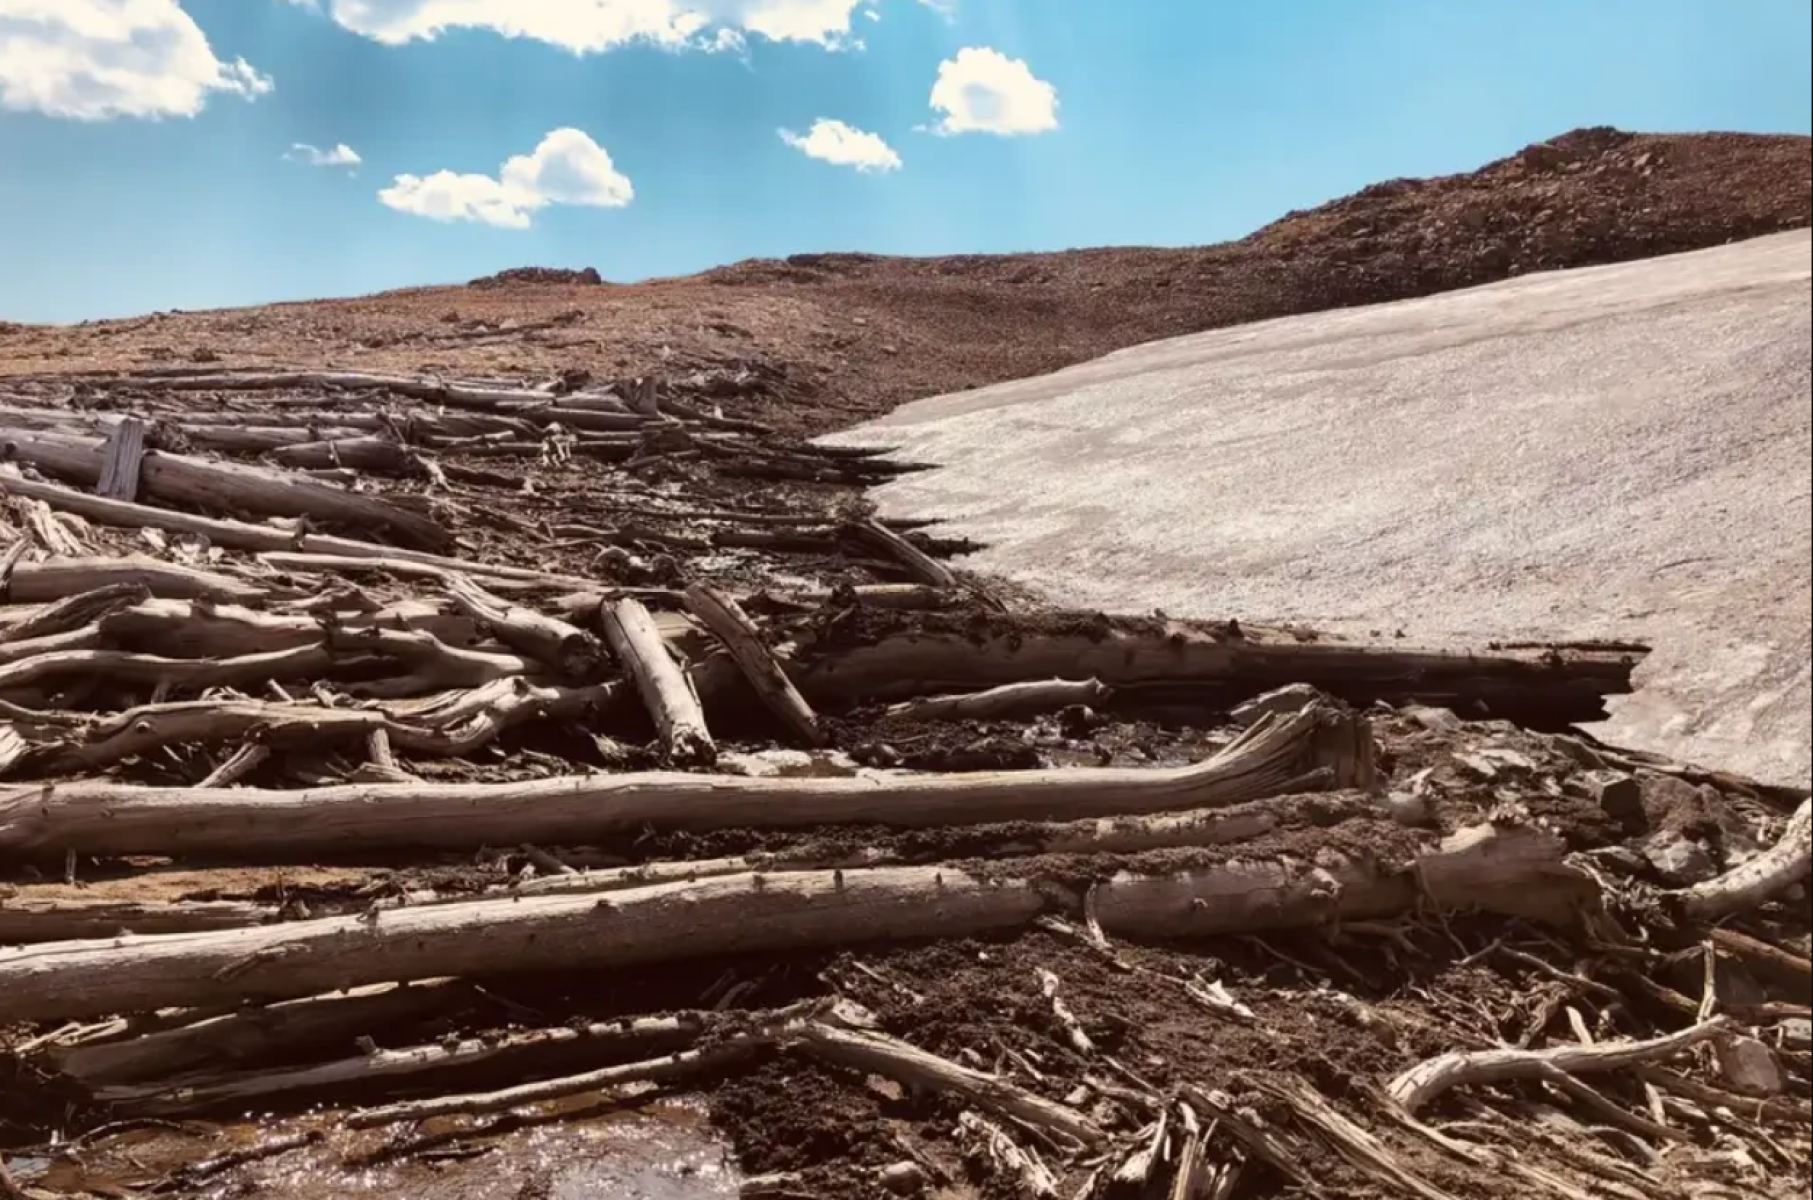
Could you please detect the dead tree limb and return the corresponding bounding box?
[884,678,1110,724]
[446,573,603,679]
[0,896,273,943]
[1388,1017,1731,1115]
[0,582,147,644]
[684,583,821,746]
[600,596,715,765]
[0,705,1347,857]
[841,519,958,587]
[3,556,264,605]
[1678,798,1811,920]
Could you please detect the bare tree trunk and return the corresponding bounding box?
[96,417,147,501]
[601,596,716,765]
[446,573,603,679]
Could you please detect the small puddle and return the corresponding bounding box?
[13,1099,738,1200]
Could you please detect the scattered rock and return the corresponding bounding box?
[469,266,605,288]
[1383,791,1431,826]
[1716,1035,1785,1096]
[1571,769,1643,819]
[1641,829,1717,884]
[1404,705,1463,733]
[877,1161,927,1195]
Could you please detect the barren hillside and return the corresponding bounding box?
[3,127,1807,435]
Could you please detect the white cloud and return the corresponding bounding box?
[288,0,919,53]
[929,46,1057,136]
[779,118,901,173]
[286,141,363,168]
[379,127,633,229]
[0,0,272,120]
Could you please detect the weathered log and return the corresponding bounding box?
[0,583,148,644]
[0,469,596,589]
[0,823,1588,1023]
[0,896,273,943]
[1388,1017,1731,1115]
[96,416,146,501]
[49,980,468,1086]
[685,583,821,746]
[885,678,1110,724]
[269,435,412,472]
[842,519,959,587]
[601,596,715,765]
[98,598,481,662]
[2,556,264,605]
[44,699,398,773]
[0,705,1351,857]
[1678,798,1811,920]
[789,617,1644,728]
[101,1012,705,1114]
[447,573,603,680]
[1,427,451,550]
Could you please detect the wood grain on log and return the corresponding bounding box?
[885,678,1110,724]
[0,705,1344,857]
[447,573,603,680]
[684,583,821,745]
[601,596,715,765]
[1679,798,1811,921]
[96,417,147,501]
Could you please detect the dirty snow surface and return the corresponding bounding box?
[826,231,1813,785]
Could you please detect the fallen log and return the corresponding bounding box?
[0,583,148,644]
[1,427,452,551]
[268,435,412,472]
[0,469,590,589]
[1678,798,1811,921]
[684,583,821,746]
[100,1012,705,1114]
[2,556,265,605]
[98,598,482,663]
[0,896,273,943]
[0,822,1588,1023]
[0,705,1352,857]
[840,520,958,588]
[49,980,469,1086]
[885,678,1110,724]
[788,616,1644,728]
[447,573,603,680]
[600,596,716,765]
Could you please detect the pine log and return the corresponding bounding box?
[0,823,1586,1023]
[789,617,1644,728]
[0,896,274,943]
[1,427,452,550]
[3,556,264,605]
[99,1012,704,1114]
[601,596,715,765]
[684,583,821,746]
[96,416,147,501]
[0,469,595,589]
[447,573,603,680]
[48,980,470,1087]
[0,705,1352,858]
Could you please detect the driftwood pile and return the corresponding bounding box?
[0,367,1807,1200]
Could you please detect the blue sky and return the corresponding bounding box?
[1,0,1808,324]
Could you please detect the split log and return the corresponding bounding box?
[601,596,715,765]
[1678,798,1811,920]
[789,617,1644,728]
[0,470,597,589]
[446,574,603,679]
[101,1012,705,1114]
[95,416,146,500]
[0,896,273,943]
[49,980,469,1087]
[2,556,265,604]
[1,427,452,550]
[684,583,821,746]
[0,705,1351,857]
[884,678,1110,724]
[0,826,1595,1023]
[841,519,958,587]
[1388,1017,1731,1114]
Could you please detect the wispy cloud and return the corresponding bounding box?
[286,142,363,169]
[779,119,902,172]
[0,0,272,120]
[379,128,633,229]
[929,46,1058,136]
[282,0,941,54]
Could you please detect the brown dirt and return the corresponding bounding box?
[2,128,1806,440]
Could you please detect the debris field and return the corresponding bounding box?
[0,359,1805,1200]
